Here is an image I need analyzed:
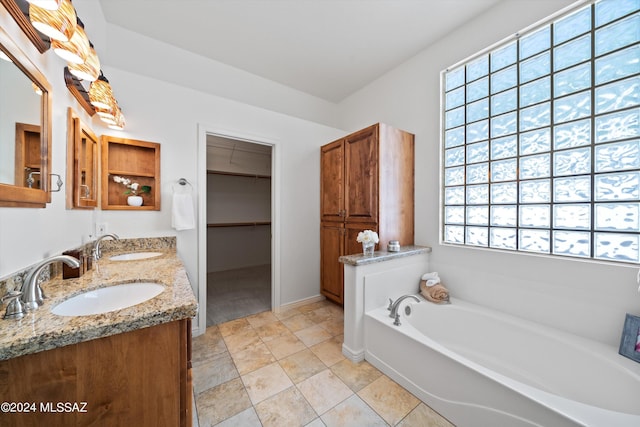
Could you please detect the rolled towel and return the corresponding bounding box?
[420,280,450,304]
[421,272,440,286]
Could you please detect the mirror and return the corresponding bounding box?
[66,108,98,209]
[0,25,51,207]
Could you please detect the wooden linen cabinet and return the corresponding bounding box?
[320,123,415,304]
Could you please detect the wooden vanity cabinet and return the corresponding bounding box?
[320,123,415,304]
[0,319,192,427]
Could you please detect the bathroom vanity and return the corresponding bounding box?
[0,240,197,426]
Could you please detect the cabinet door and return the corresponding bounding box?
[344,126,378,223]
[320,222,344,304]
[321,139,345,222]
[345,222,378,256]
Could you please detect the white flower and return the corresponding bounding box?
[112,175,151,196]
[357,230,379,244]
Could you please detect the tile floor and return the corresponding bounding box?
[192,299,454,426]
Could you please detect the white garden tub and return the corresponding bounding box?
[364,297,640,427]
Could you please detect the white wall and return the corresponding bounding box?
[206,171,272,272]
[0,3,345,312]
[337,0,640,347]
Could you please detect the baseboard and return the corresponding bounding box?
[342,342,365,363]
[275,294,326,313]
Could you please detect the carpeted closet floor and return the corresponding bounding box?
[206,264,271,326]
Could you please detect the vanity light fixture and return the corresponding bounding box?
[96,106,116,124]
[25,0,62,10]
[28,0,76,42]
[51,18,89,64]
[89,73,114,110]
[108,108,126,130]
[67,42,100,81]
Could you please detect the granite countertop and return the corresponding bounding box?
[339,245,432,266]
[0,246,197,361]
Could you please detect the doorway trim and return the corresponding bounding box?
[196,124,280,335]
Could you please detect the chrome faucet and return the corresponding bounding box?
[21,255,80,310]
[388,294,421,326]
[93,233,119,260]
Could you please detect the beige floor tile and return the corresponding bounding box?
[309,337,345,367]
[323,303,344,318]
[358,376,420,426]
[295,324,333,347]
[297,300,331,313]
[265,332,307,360]
[279,349,327,384]
[320,394,387,427]
[255,321,290,342]
[318,317,344,337]
[274,306,303,320]
[218,318,252,337]
[191,326,227,367]
[281,313,317,332]
[242,362,294,404]
[246,310,279,328]
[306,307,335,324]
[223,328,261,355]
[330,359,382,392]
[196,377,252,426]
[192,351,238,394]
[215,407,262,427]
[305,418,327,427]
[254,386,317,427]
[397,403,455,427]
[231,341,276,375]
[297,370,353,416]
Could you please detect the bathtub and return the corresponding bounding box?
[364,297,640,427]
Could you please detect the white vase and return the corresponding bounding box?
[127,195,143,206]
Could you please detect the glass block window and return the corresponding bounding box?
[441,0,640,264]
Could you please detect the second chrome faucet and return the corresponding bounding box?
[388,294,421,326]
[92,233,119,260]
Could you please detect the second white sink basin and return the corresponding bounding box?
[109,251,163,261]
[51,283,165,316]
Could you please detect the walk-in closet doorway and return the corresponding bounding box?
[196,125,280,334]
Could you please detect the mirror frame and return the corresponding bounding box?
[0,25,52,207]
[66,108,99,209]
[0,0,50,54]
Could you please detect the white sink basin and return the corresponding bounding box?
[109,251,163,261]
[51,283,164,316]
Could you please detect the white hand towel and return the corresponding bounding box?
[172,192,195,231]
[421,272,440,286]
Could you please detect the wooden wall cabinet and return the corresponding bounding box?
[320,123,414,304]
[66,109,98,209]
[0,319,192,427]
[101,136,161,210]
[14,122,41,189]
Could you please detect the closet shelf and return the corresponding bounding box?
[107,170,156,178]
[207,170,271,180]
[207,221,271,228]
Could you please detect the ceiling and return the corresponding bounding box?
[98,0,502,103]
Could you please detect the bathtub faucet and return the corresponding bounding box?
[388,294,421,326]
